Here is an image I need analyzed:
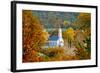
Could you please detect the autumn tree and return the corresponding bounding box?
[73,13,91,30]
[63,20,70,26]
[23,10,49,62]
[72,13,91,59]
[63,27,75,48]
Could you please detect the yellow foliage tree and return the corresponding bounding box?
[63,20,70,26]
[63,27,75,48]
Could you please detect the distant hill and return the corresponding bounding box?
[32,10,79,28]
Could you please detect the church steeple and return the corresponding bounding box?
[58,28,62,38]
[57,27,64,47]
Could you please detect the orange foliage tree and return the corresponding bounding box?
[22,10,49,62]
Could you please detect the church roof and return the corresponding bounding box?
[49,36,59,41]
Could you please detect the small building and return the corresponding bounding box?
[48,36,59,47]
[44,28,64,48]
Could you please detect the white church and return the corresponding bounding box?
[45,28,64,48]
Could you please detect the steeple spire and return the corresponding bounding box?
[57,27,64,47]
[58,28,62,38]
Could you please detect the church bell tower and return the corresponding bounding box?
[58,28,64,47]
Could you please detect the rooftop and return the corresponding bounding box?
[49,36,59,41]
